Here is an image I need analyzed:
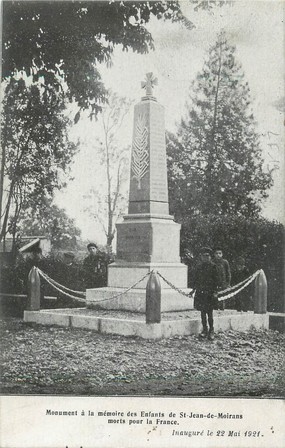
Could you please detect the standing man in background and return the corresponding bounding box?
[213,246,231,310]
[83,242,107,289]
[232,256,251,312]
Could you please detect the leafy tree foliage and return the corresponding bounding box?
[2,1,228,115]
[167,31,272,219]
[18,198,82,250]
[0,78,78,244]
[2,1,199,117]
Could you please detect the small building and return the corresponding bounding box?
[0,236,51,261]
[18,236,51,258]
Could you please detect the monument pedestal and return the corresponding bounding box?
[86,258,192,312]
[86,215,192,312]
[116,215,181,263]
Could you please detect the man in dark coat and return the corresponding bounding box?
[213,246,231,310]
[83,243,107,289]
[193,247,220,340]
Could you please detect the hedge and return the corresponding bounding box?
[180,214,284,312]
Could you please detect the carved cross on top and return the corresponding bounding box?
[141,72,158,97]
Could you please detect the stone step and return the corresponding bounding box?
[24,308,269,340]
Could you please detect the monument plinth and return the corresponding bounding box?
[87,73,193,312]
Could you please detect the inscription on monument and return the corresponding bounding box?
[150,110,168,202]
[131,113,149,189]
[117,224,151,261]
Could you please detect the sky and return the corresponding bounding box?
[55,0,285,244]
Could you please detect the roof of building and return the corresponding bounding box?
[18,238,41,253]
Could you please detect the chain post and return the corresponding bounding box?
[27,266,41,311]
[254,269,267,314]
[146,270,161,324]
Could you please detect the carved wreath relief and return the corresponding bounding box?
[131,113,149,189]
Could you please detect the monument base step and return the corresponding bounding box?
[23,309,269,340]
[86,287,193,312]
[108,262,188,289]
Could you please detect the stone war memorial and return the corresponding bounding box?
[86,73,192,313]
[24,74,270,339]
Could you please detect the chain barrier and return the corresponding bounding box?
[217,270,261,301]
[156,269,261,303]
[36,266,262,306]
[217,270,261,297]
[37,269,87,303]
[37,268,86,298]
[156,271,195,298]
[36,267,152,304]
[91,271,152,303]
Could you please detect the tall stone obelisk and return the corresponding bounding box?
[87,73,192,312]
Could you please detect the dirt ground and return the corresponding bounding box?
[1,317,284,397]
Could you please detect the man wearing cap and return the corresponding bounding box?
[83,243,107,288]
[193,247,219,340]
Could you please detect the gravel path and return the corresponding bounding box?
[1,317,284,397]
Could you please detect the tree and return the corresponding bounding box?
[18,198,82,250]
[1,1,229,114]
[2,1,203,116]
[0,78,78,247]
[83,92,132,248]
[167,31,272,220]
